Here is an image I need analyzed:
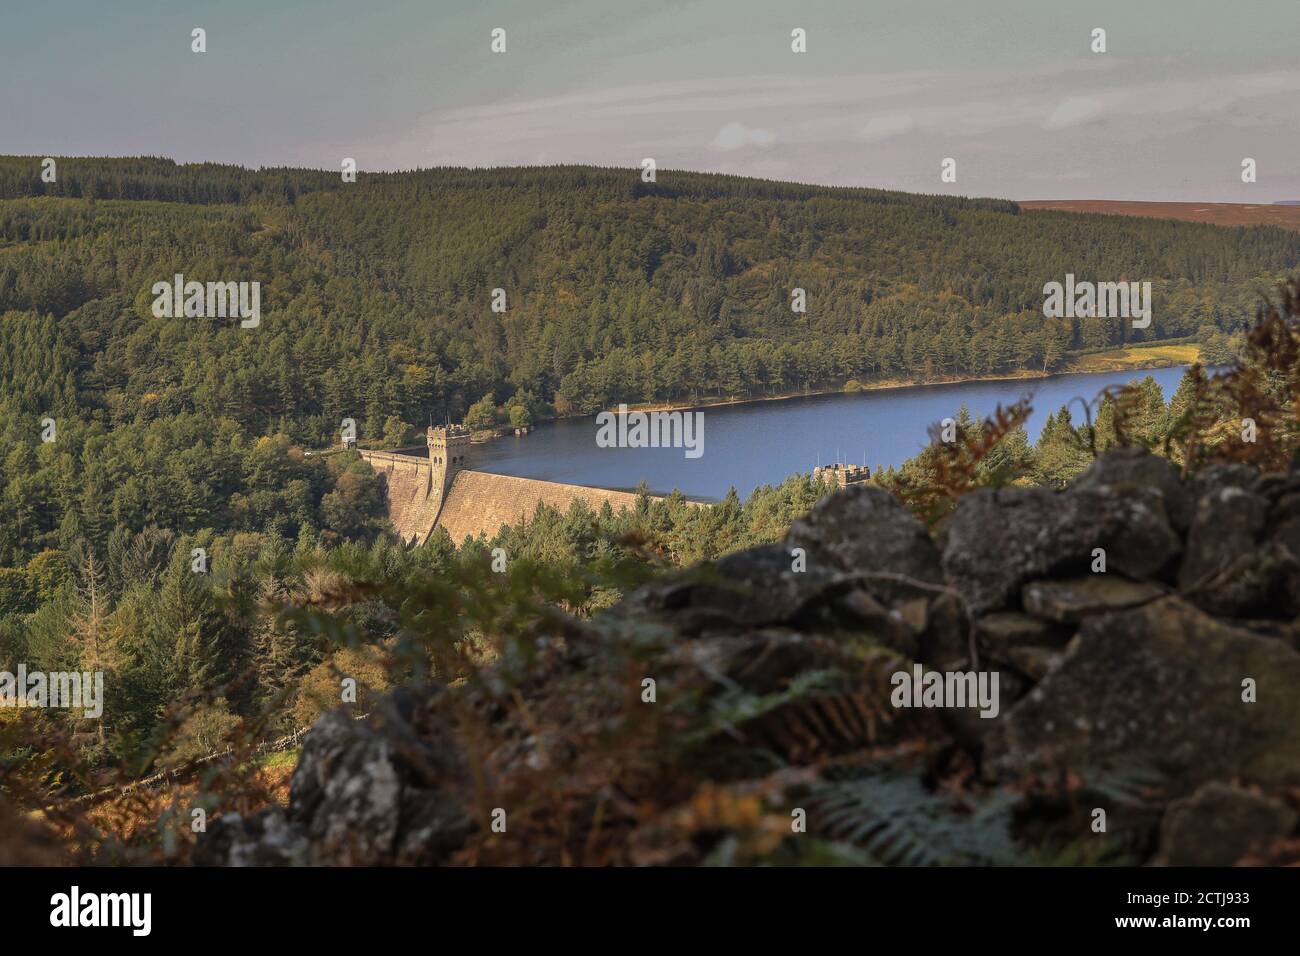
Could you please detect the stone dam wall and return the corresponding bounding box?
[434,470,648,545]
[357,451,441,543]
[358,449,657,544]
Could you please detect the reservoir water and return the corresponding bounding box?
[472,366,1200,501]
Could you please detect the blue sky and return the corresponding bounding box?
[3,0,1297,200]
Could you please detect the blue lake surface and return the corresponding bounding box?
[472,366,1201,501]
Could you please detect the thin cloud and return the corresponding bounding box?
[301,64,1300,201]
[858,114,916,143]
[1045,96,1106,130]
[712,122,775,151]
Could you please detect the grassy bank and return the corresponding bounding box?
[1066,342,1200,372]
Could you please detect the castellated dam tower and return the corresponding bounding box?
[427,424,472,505]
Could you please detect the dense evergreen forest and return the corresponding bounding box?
[1,156,1296,802]
[3,157,1294,446]
[2,157,1293,564]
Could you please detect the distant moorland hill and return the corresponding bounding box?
[1021,199,1300,232]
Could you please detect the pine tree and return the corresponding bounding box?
[153,551,234,700]
[67,549,117,743]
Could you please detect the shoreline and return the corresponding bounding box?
[371,347,1203,451]
[597,349,1202,419]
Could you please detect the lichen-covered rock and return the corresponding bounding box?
[198,451,1300,867]
[786,484,943,602]
[986,597,1300,795]
[1021,576,1165,623]
[916,592,970,670]
[939,479,1180,614]
[975,611,1069,657]
[1179,485,1288,617]
[1003,645,1065,683]
[287,709,404,864]
[199,688,472,866]
[614,544,860,636]
[1180,485,1269,587]
[1275,516,1300,563]
[194,809,310,867]
[1072,447,1193,532]
[1188,463,1258,503]
[1154,782,1297,866]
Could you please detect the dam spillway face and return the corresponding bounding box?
[357,451,440,544]
[359,448,653,545]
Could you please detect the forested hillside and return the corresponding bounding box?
[3,157,1297,564]
[4,155,1299,855]
[5,159,1297,429]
